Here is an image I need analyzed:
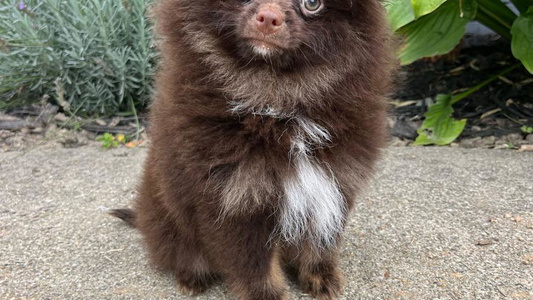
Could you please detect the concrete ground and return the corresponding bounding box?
[1,146,532,299]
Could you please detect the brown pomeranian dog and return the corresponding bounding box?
[111,0,395,299]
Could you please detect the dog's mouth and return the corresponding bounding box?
[246,38,285,56]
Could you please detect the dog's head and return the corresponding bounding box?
[220,1,357,63]
[159,0,387,70]
[153,0,392,108]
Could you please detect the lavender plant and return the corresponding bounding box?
[0,0,157,116]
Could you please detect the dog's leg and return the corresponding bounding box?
[137,197,216,294]
[135,165,215,295]
[201,211,288,300]
[284,242,344,300]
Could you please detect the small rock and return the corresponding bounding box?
[95,119,107,126]
[495,137,506,145]
[510,291,532,299]
[60,136,87,148]
[108,117,121,127]
[496,119,512,127]
[113,151,129,157]
[0,130,15,139]
[518,145,533,152]
[80,130,96,140]
[387,117,395,128]
[475,239,494,246]
[481,136,496,148]
[44,124,58,138]
[526,134,533,143]
[504,133,524,144]
[31,127,44,134]
[460,137,483,148]
[434,280,446,287]
[522,254,533,265]
[450,272,464,279]
[390,137,409,147]
[495,134,521,148]
[391,118,418,140]
[0,113,22,122]
[53,113,68,123]
[61,137,79,148]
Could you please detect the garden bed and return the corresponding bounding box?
[390,38,533,149]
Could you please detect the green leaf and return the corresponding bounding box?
[413,94,467,146]
[411,0,447,18]
[97,132,118,149]
[385,0,416,31]
[397,0,477,65]
[521,126,533,134]
[476,0,517,30]
[510,0,533,14]
[511,8,533,74]
[475,8,513,40]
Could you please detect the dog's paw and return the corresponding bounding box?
[176,274,213,296]
[299,271,343,300]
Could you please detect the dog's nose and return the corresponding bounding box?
[255,8,284,36]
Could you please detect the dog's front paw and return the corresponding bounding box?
[176,274,215,296]
[299,270,343,300]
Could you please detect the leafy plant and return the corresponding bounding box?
[413,64,520,145]
[385,0,533,145]
[97,133,118,149]
[412,94,467,146]
[521,125,533,133]
[97,132,126,149]
[0,0,157,116]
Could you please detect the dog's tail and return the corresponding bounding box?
[109,208,137,228]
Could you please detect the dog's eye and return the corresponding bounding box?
[302,0,322,12]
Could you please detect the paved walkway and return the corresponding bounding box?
[1,146,532,299]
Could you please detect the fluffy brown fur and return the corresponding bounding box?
[111,0,395,299]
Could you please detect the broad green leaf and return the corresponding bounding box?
[413,94,467,146]
[511,8,533,74]
[411,0,447,18]
[474,8,513,40]
[397,0,477,65]
[510,0,533,14]
[384,0,415,31]
[476,0,517,30]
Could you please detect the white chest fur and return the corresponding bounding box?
[279,117,346,249]
[222,106,346,248]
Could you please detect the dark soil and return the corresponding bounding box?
[391,37,533,149]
